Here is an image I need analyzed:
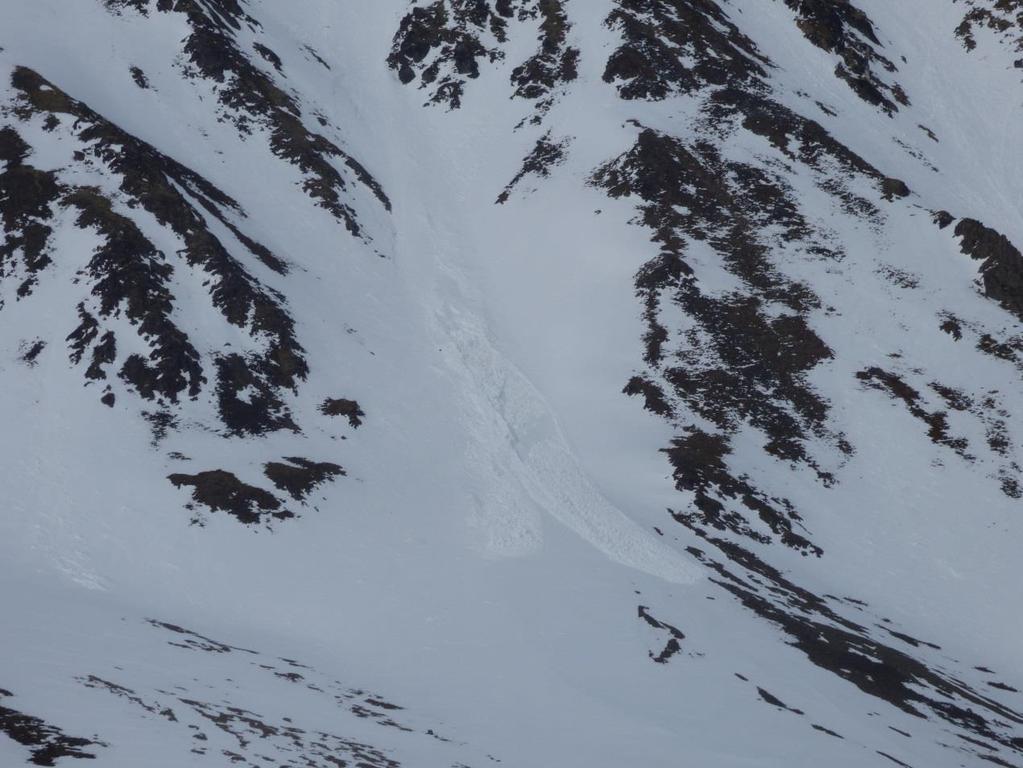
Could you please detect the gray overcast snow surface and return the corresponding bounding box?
[0,1,1021,766]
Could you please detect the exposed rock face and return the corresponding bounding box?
[8,67,302,422]
[602,0,769,100]
[955,218,1023,321]
[0,50,372,520]
[1,3,1022,768]
[510,0,579,104]
[389,0,578,113]
[0,689,103,766]
[320,397,366,428]
[956,0,1023,63]
[169,469,290,525]
[106,0,391,234]
[594,125,842,555]
[379,1,1023,762]
[263,458,345,501]
[783,0,909,112]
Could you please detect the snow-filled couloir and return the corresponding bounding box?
[0,2,1021,766]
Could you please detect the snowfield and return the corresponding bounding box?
[0,1,1021,766]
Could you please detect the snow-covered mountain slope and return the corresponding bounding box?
[1,1,1021,766]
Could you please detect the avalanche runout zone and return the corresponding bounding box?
[1,1,1022,766]
[391,0,1023,764]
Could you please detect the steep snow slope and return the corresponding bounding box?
[0,1,1021,767]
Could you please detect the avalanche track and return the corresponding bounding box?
[1,2,1021,767]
